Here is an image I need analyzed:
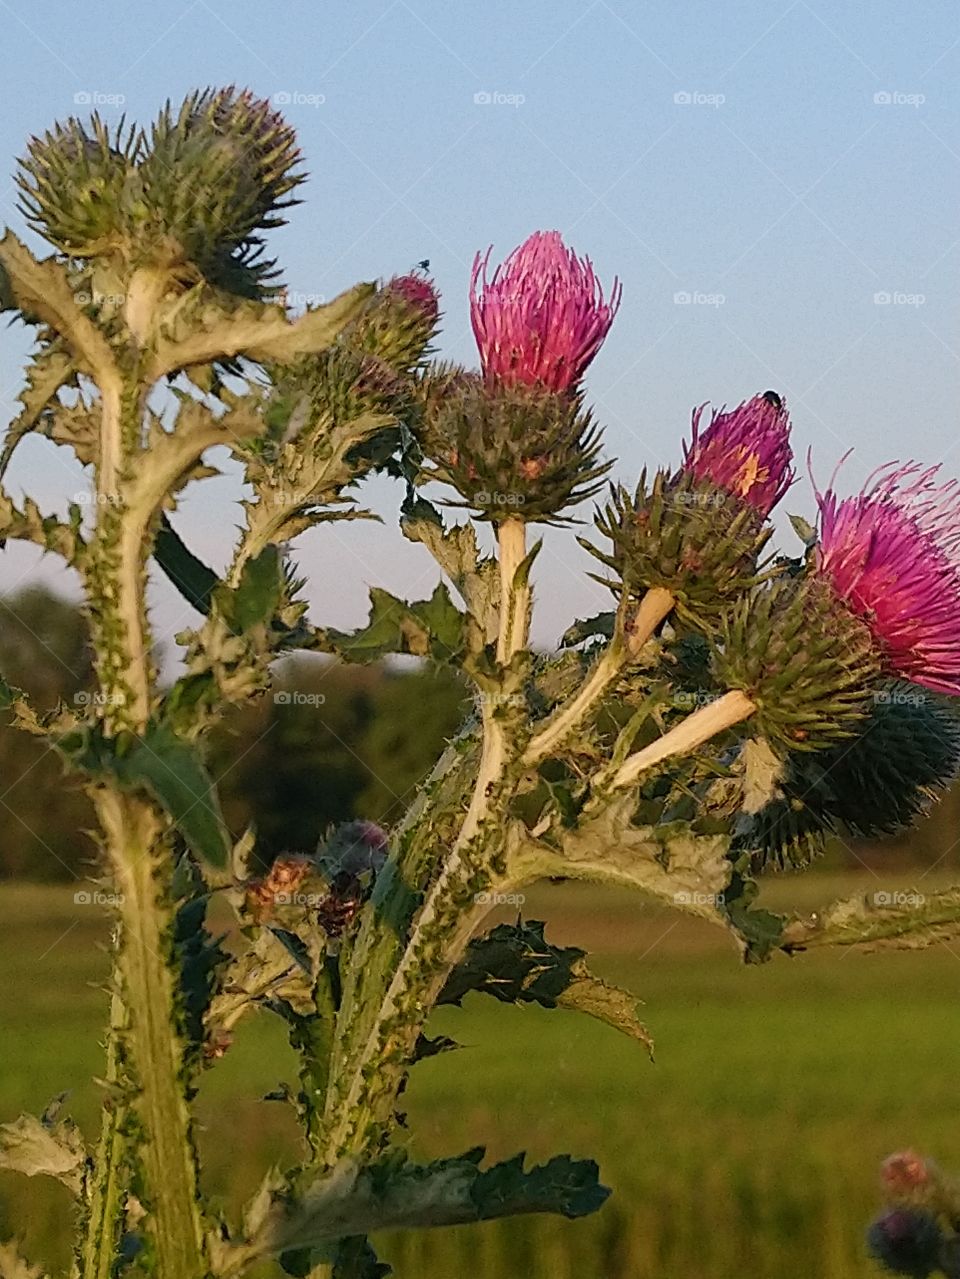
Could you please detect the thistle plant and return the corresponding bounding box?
[2,89,960,1279]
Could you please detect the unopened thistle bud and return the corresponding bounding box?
[137,87,304,291]
[17,115,134,256]
[350,271,440,370]
[588,393,793,622]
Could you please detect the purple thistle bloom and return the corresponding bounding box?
[815,462,960,696]
[866,1208,943,1277]
[681,391,795,517]
[470,230,621,394]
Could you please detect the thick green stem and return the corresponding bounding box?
[82,373,208,1276]
[100,792,207,1278]
[323,522,536,1160]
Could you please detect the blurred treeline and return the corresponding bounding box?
[0,584,955,880]
[0,585,467,879]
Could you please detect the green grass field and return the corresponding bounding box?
[2,873,957,1278]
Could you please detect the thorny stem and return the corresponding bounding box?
[322,519,535,1161]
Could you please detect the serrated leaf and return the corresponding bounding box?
[228,1149,609,1265]
[120,725,231,870]
[0,345,76,477]
[0,1106,86,1194]
[556,965,653,1056]
[59,723,230,870]
[0,232,118,388]
[560,611,616,648]
[440,920,651,1053]
[470,1153,609,1221]
[149,283,375,378]
[216,546,282,634]
[402,515,500,646]
[328,584,464,663]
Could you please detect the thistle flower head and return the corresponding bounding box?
[350,271,440,369]
[815,463,960,695]
[882,1151,934,1197]
[470,230,621,393]
[866,1208,943,1277]
[17,114,135,255]
[386,272,440,327]
[321,819,389,878]
[682,391,794,517]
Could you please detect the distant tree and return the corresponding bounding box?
[0,585,96,879]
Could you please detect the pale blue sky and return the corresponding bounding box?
[0,0,958,655]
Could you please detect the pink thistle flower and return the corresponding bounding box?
[386,272,440,326]
[682,391,795,517]
[470,230,621,393]
[815,462,960,695]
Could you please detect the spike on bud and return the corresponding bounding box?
[470,230,621,393]
[682,392,795,517]
[814,462,960,696]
